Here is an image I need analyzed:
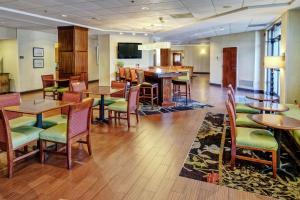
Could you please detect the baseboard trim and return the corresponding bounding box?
[89,79,99,83]
[209,83,221,86]
[193,72,210,75]
[237,87,264,94]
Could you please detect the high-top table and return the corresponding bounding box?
[84,86,123,123]
[143,66,187,107]
[246,94,279,102]
[5,99,72,128]
[246,102,289,113]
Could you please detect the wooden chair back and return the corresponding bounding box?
[70,81,87,93]
[61,92,82,115]
[127,86,140,113]
[225,99,237,146]
[125,68,131,81]
[119,68,126,79]
[0,108,12,151]
[111,81,128,98]
[130,69,137,82]
[69,75,81,91]
[228,84,235,96]
[227,90,237,117]
[0,93,22,119]
[136,70,145,84]
[41,74,55,88]
[67,98,93,139]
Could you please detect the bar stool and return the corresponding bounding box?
[172,71,191,105]
[136,69,159,109]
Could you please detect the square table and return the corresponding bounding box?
[84,86,123,123]
[5,99,72,128]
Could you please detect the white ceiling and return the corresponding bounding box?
[0,0,299,43]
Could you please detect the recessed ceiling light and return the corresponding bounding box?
[61,14,67,17]
[222,5,232,8]
[142,7,149,10]
[132,32,136,36]
[144,33,148,36]
[120,32,123,35]
[219,27,225,31]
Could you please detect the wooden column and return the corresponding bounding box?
[58,26,88,86]
[160,48,170,66]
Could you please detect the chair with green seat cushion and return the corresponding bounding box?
[281,104,300,147]
[44,86,58,92]
[9,116,36,129]
[43,92,82,129]
[104,96,126,106]
[39,98,94,169]
[226,99,278,178]
[0,109,43,178]
[236,113,266,129]
[41,74,57,99]
[290,130,300,146]
[236,127,278,150]
[57,87,69,93]
[107,101,127,112]
[236,103,260,114]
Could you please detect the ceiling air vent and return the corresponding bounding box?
[170,13,194,19]
[248,23,269,28]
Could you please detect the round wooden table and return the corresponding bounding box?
[246,94,279,102]
[249,114,300,177]
[246,102,289,113]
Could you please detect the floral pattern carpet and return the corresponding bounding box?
[139,97,212,116]
[179,112,300,200]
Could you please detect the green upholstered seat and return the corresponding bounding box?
[236,103,260,114]
[93,97,100,107]
[11,126,43,149]
[44,86,57,92]
[236,113,265,129]
[39,123,67,143]
[104,97,126,106]
[236,127,278,150]
[141,82,153,87]
[281,104,300,146]
[42,115,67,129]
[56,87,69,93]
[107,101,127,112]
[9,116,36,129]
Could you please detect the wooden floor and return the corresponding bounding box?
[0,75,273,200]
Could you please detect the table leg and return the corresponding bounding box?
[36,113,43,128]
[95,95,109,123]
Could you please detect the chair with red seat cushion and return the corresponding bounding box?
[39,98,94,169]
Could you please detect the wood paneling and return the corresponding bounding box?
[222,47,237,89]
[0,73,9,94]
[160,48,170,66]
[58,26,88,85]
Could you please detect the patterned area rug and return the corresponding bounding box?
[139,97,212,116]
[180,112,300,200]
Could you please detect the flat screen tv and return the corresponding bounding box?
[118,43,142,59]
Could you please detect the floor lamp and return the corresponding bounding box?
[264,56,285,96]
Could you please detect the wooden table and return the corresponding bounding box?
[246,94,279,102]
[246,102,289,113]
[5,99,72,128]
[144,66,187,107]
[84,86,123,123]
[249,114,300,176]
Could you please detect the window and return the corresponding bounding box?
[265,23,281,96]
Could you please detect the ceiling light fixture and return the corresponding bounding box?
[222,5,232,9]
[142,7,149,10]
[61,14,67,17]
[144,33,148,36]
[120,32,123,35]
[219,27,225,31]
[132,32,136,36]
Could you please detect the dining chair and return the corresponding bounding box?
[226,99,278,177]
[69,75,81,91]
[41,74,57,99]
[228,84,260,114]
[71,81,100,107]
[172,70,191,105]
[42,92,82,129]
[0,108,43,178]
[39,98,94,169]
[227,91,265,129]
[107,85,140,128]
[136,69,159,109]
[125,68,131,83]
[104,81,127,106]
[0,93,36,128]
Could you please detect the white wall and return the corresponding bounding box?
[171,44,210,73]
[0,39,20,91]
[88,37,100,81]
[99,34,111,86]
[0,27,17,40]
[210,31,264,90]
[17,29,57,92]
[281,9,300,103]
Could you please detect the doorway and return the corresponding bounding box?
[222,47,237,89]
[173,53,182,66]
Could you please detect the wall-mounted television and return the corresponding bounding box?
[118,43,142,59]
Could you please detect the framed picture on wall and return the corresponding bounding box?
[33,59,44,68]
[33,47,44,57]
